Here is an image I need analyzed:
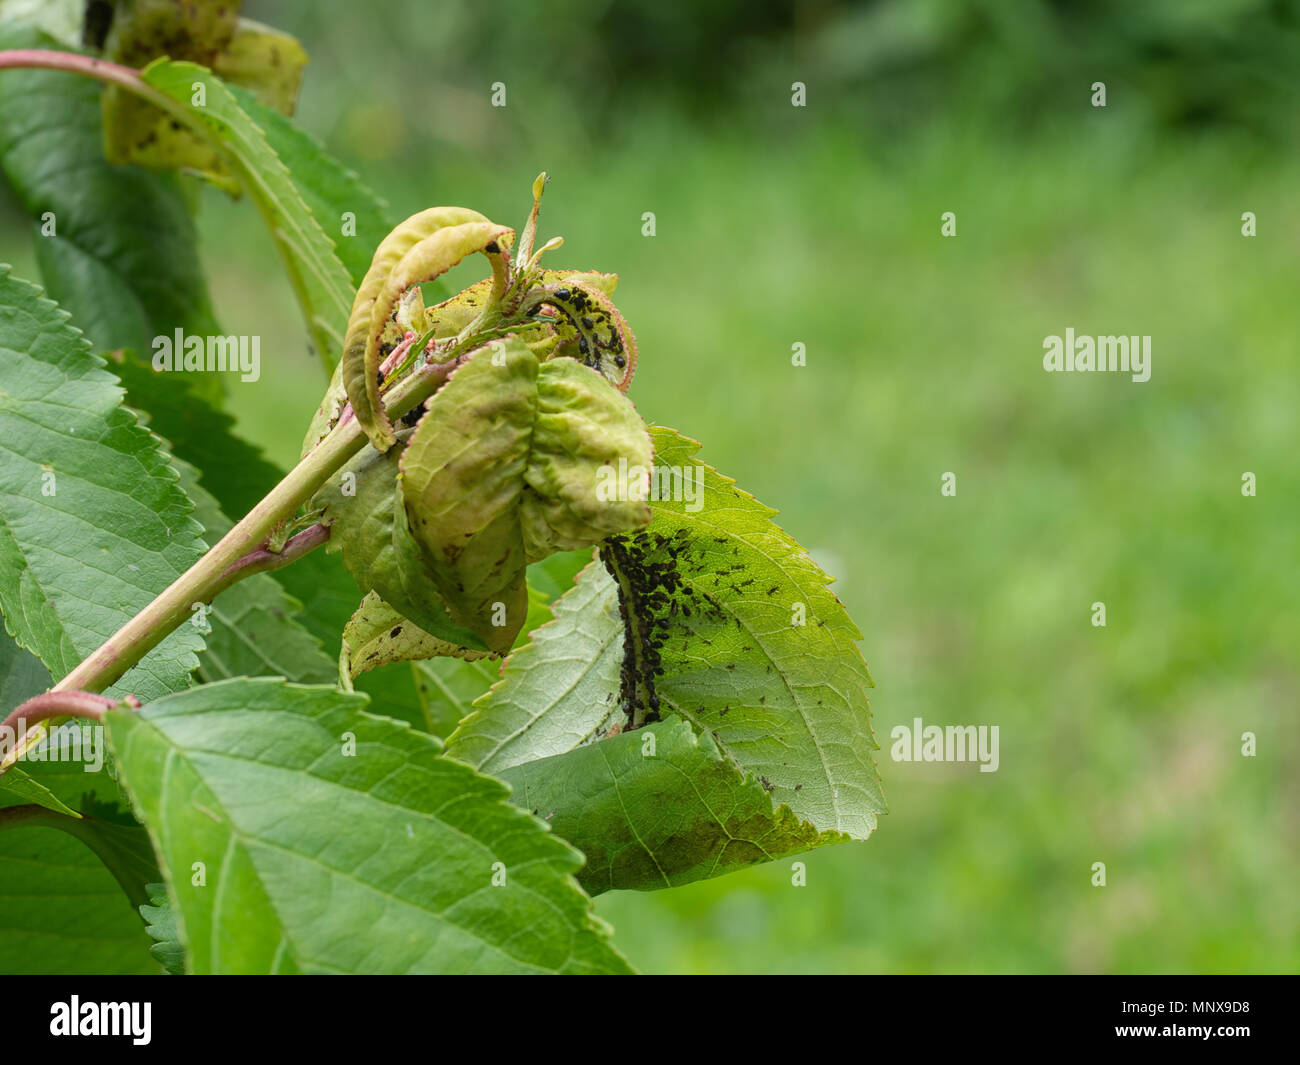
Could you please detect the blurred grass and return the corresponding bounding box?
[192,110,1299,972]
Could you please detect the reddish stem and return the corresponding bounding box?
[0,48,151,94]
[1,690,138,737]
[214,522,330,589]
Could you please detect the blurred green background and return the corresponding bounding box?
[4,0,1298,972]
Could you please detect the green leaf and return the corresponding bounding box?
[340,592,488,683]
[234,87,393,290]
[603,427,884,837]
[139,60,354,370]
[197,574,337,686]
[0,793,162,975]
[446,561,623,771]
[0,266,207,701]
[140,882,186,975]
[0,634,162,974]
[502,718,847,894]
[49,792,162,910]
[315,435,489,652]
[115,351,283,520]
[0,630,81,815]
[400,340,652,650]
[410,657,500,739]
[107,678,632,974]
[0,615,50,710]
[165,456,335,685]
[0,25,222,363]
[527,546,596,601]
[0,817,161,974]
[0,753,82,819]
[452,425,883,840]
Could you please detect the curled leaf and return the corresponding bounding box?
[400,337,651,651]
[400,341,537,651]
[525,279,637,392]
[311,435,489,654]
[341,207,510,451]
[211,18,309,114]
[534,269,618,296]
[522,355,652,558]
[341,592,489,684]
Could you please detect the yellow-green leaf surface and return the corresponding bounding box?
[211,18,308,113]
[521,354,652,556]
[400,343,536,650]
[341,591,487,682]
[502,718,847,894]
[450,425,883,842]
[343,209,510,451]
[401,339,651,650]
[313,436,489,653]
[445,561,623,771]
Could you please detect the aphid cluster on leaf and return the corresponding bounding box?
[600,524,736,728]
[528,280,636,392]
[601,532,675,728]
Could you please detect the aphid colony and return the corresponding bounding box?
[600,525,734,729]
[529,285,629,383]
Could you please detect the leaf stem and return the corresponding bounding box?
[213,522,330,591]
[0,48,169,102]
[50,361,453,698]
[0,691,138,776]
[1,690,133,734]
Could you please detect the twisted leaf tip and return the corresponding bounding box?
[335,178,641,455]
